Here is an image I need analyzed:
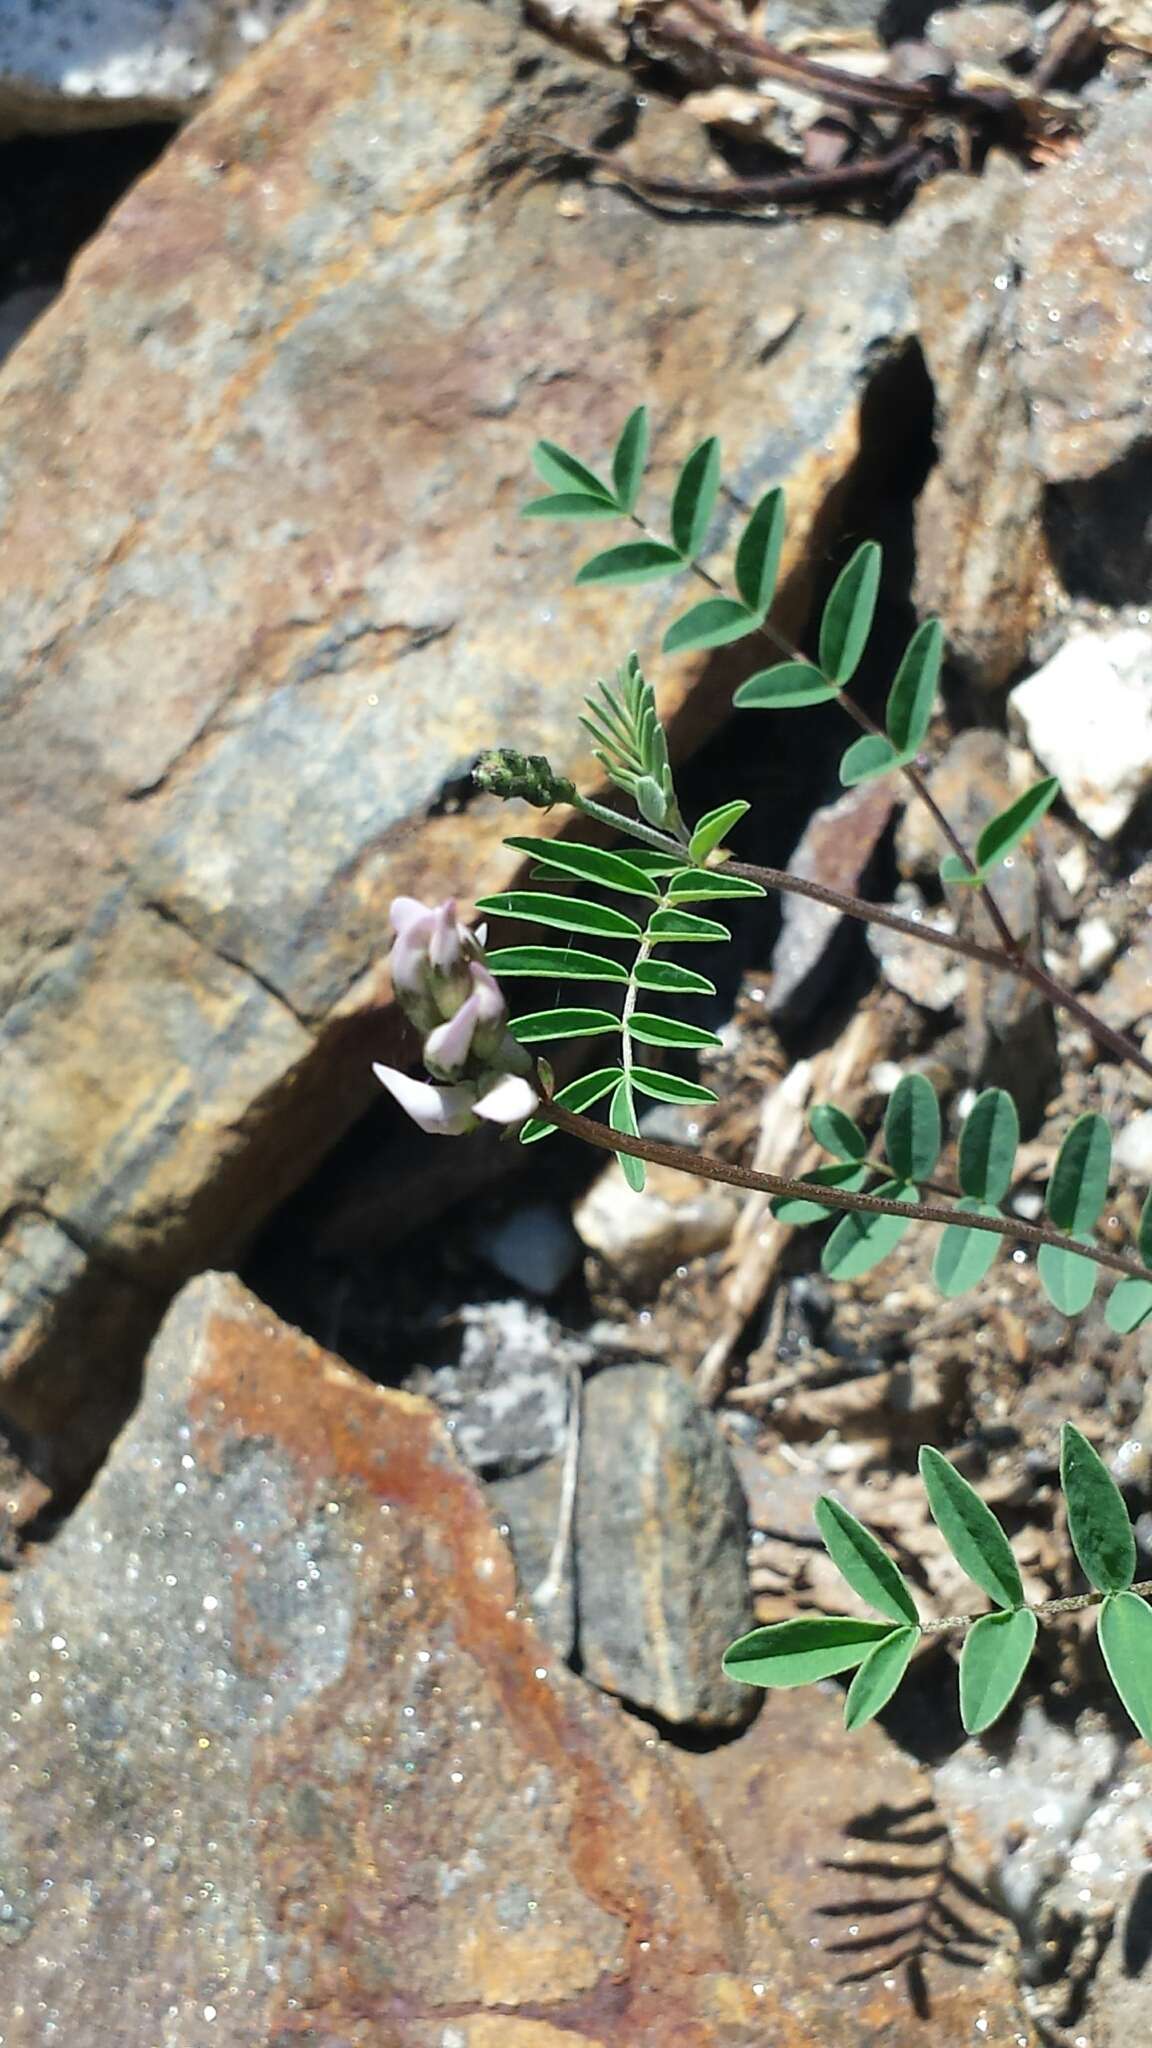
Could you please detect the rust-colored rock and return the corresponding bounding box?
[0,0,912,1472]
[0,1273,783,2045]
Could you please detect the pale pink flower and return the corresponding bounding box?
[372,1063,477,1136]
[473,1073,539,1125]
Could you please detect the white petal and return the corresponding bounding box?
[372,1063,475,1135]
[473,1073,539,1126]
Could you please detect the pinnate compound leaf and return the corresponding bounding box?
[689,800,750,865]
[919,1446,1023,1609]
[840,734,898,787]
[663,597,755,654]
[665,869,765,902]
[735,661,838,709]
[609,1077,645,1191]
[626,1013,722,1050]
[1062,1423,1136,1593]
[647,908,729,944]
[735,487,787,616]
[884,1072,941,1183]
[822,1178,916,1281]
[819,540,881,686]
[671,435,721,559]
[486,945,629,983]
[771,1160,873,1225]
[844,1627,918,1731]
[505,836,661,898]
[885,617,942,757]
[531,438,614,499]
[476,892,642,941]
[974,777,1061,873]
[520,1066,623,1144]
[1098,1592,1152,1741]
[612,404,649,514]
[722,1615,896,1690]
[522,491,620,520]
[958,1087,1019,1204]
[629,1068,718,1106]
[1038,1242,1099,1317]
[1106,1276,1152,1334]
[510,1007,620,1044]
[1046,1112,1112,1234]
[632,959,715,996]
[816,1496,919,1626]
[960,1609,1037,1735]
[933,1202,1004,1296]
[810,1103,868,1162]
[575,540,683,585]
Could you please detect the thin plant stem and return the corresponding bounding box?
[570,791,1152,1083]
[921,1581,1152,1638]
[541,1096,1152,1289]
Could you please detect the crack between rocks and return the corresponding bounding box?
[0,1198,165,1304]
[135,895,316,1033]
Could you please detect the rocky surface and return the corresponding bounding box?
[1009,627,1152,840]
[0,0,915,1478]
[0,1273,777,2045]
[768,779,897,1026]
[0,0,302,133]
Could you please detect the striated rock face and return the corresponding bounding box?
[0,0,913,1473]
[0,1273,778,2046]
[0,0,303,134]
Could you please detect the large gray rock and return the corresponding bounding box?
[0,0,301,133]
[0,0,913,1474]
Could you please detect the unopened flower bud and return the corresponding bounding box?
[473,749,576,810]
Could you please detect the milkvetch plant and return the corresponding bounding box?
[374,407,1152,1738]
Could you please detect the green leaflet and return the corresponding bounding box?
[519,1067,623,1144]
[1061,1424,1136,1593]
[722,1615,896,1690]
[1037,1242,1099,1317]
[531,437,613,499]
[919,1446,1023,1610]
[609,1076,645,1192]
[840,734,899,787]
[509,1008,621,1044]
[612,404,649,514]
[575,540,683,585]
[819,541,881,686]
[1140,1187,1152,1267]
[670,436,721,559]
[476,892,642,941]
[631,959,716,996]
[933,1201,1004,1296]
[884,1073,941,1183]
[665,869,766,902]
[647,908,729,943]
[771,1160,873,1226]
[973,777,1061,874]
[505,835,661,898]
[522,490,621,520]
[822,1179,916,1281]
[957,1088,1019,1204]
[1098,1592,1152,1742]
[844,1627,918,1731]
[816,1496,919,1626]
[625,1013,722,1050]
[884,618,942,758]
[663,597,755,654]
[1106,1276,1152,1334]
[1045,1111,1112,1235]
[734,487,786,616]
[735,661,838,709]
[486,945,629,984]
[629,1068,718,1106]
[688,799,750,864]
[960,1609,1037,1735]
[809,1104,868,1162]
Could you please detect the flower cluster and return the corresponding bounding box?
[374,898,538,1136]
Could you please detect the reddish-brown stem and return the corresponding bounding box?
[542,1098,1152,1288]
